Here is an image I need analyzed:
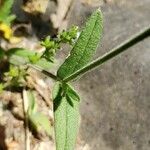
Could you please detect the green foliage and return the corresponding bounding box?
[53,82,80,150]
[0,0,15,26]
[41,26,78,62]
[27,90,38,115]
[4,65,27,88]
[7,48,53,70]
[41,36,60,62]
[0,48,5,60]
[0,7,145,150]
[7,65,19,77]
[0,83,5,93]
[66,84,80,102]
[41,36,58,49]
[58,26,79,45]
[52,9,103,150]
[57,9,103,80]
[28,53,41,64]
[27,90,52,136]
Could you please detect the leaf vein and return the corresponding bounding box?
[71,14,99,74]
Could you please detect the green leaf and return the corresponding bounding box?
[66,84,80,102]
[27,90,51,136]
[5,14,16,24]
[58,26,79,45]
[53,82,80,150]
[7,48,53,70]
[52,82,62,100]
[57,9,103,80]
[29,112,52,136]
[0,83,5,93]
[7,48,38,64]
[8,65,19,77]
[35,58,54,70]
[0,0,15,25]
[27,91,37,115]
[28,53,41,64]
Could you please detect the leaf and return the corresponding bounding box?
[66,94,74,107]
[52,82,62,100]
[53,82,80,150]
[0,0,14,19]
[7,48,38,64]
[0,0,15,25]
[26,90,51,136]
[8,65,19,77]
[27,90,37,115]
[35,58,54,70]
[67,84,80,102]
[57,9,103,79]
[29,112,52,136]
[7,48,53,70]
[0,83,4,93]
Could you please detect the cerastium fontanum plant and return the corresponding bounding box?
[0,8,150,150]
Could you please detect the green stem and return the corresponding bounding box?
[28,64,58,81]
[63,25,150,82]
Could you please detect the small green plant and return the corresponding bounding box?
[3,65,27,87]
[0,8,149,150]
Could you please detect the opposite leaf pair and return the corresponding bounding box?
[53,9,103,150]
[1,6,148,150]
[53,82,80,109]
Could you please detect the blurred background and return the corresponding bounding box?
[0,0,150,150]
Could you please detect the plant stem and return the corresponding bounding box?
[28,64,58,81]
[63,25,150,82]
[23,89,31,150]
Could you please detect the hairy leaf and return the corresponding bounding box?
[53,82,80,150]
[57,9,103,79]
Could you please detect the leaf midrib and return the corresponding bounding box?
[71,13,99,74]
[63,15,99,149]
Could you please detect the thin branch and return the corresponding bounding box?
[63,25,150,82]
[23,89,31,150]
[28,64,58,81]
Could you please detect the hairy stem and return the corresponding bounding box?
[63,25,150,82]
